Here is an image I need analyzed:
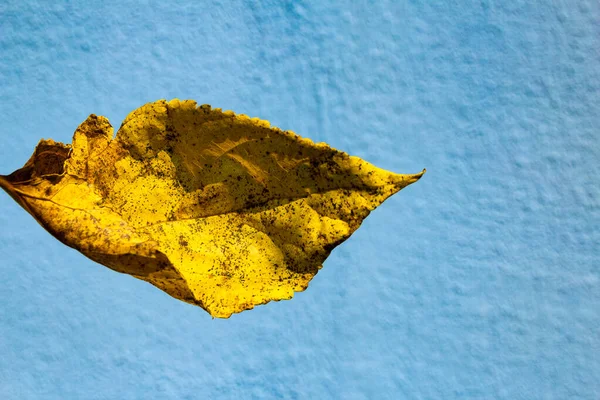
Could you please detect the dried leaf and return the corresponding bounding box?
[0,99,424,318]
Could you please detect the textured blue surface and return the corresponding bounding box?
[0,1,598,399]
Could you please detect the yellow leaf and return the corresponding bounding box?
[0,99,425,318]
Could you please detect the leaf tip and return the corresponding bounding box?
[380,168,425,195]
[402,168,426,187]
[0,174,9,190]
[411,168,426,183]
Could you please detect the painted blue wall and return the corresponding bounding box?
[0,1,598,399]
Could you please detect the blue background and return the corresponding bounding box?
[1,1,598,399]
